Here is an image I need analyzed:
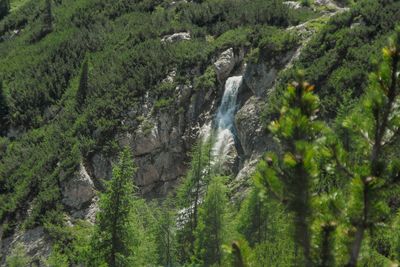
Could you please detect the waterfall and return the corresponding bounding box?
[211,76,243,167]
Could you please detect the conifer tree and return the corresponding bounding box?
[128,198,158,266]
[0,81,9,136]
[258,73,323,266]
[342,29,400,267]
[43,0,53,35]
[76,58,89,112]
[0,0,10,20]
[176,140,211,262]
[88,148,137,267]
[153,198,177,267]
[236,187,268,246]
[193,176,228,266]
[312,192,342,267]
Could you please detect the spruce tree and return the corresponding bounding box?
[342,29,400,267]
[88,148,137,267]
[76,58,89,112]
[193,176,228,266]
[258,73,323,266]
[0,81,9,136]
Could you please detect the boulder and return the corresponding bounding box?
[214,48,236,82]
[161,32,191,43]
[61,163,95,210]
[133,121,161,156]
[214,48,244,83]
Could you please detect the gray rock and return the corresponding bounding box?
[283,1,302,9]
[315,0,330,5]
[62,163,95,210]
[133,120,161,156]
[161,32,191,43]
[71,196,99,223]
[163,69,177,83]
[214,48,236,82]
[91,153,112,180]
[235,96,273,158]
[243,50,295,97]
[1,227,51,266]
[214,48,244,83]
[128,112,187,195]
[231,158,260,202]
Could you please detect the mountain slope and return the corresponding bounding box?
[0,0,399,265]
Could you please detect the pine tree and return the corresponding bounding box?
[88,148,137,267]
[0,0,10,20]
[257,72,323,266]
[76,58,89,112]
[0,81,9,136]
[312,192,342,267]
[342,29,400,267]
[193,176,228,266]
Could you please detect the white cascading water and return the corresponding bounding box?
[211,76,243,167]
[178,76,242,227]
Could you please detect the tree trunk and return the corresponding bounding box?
[346,226,365,267]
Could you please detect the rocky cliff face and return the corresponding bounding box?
[68,8,324,206]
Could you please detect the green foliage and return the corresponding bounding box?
[271,0,400,119]
[2,1,400,266]
[5,242,30,267]
[152,197,178,267]
[154,97,174,111]
[46,246,69,267]
[260,72,323,265]
[236,184,295,266]
[0,0,320,237]
[43,219,93,265]
[176,140,212,263]
[0,80,9,135]
[88,148,137,266]
[76,57,89,112]
[0,0,10,20]
[340,28,400,266]
[194,65,216,91]
[193,176,229,266]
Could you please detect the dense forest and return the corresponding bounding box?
[1,0,400,266]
